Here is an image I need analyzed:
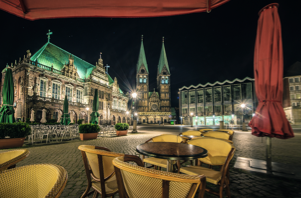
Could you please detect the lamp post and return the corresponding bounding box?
[190,112,193,127]
[86,107,89,124]
[180,116,183,126]
[195,115,198,130]
[241,103,247,131]
[132,92,138,133]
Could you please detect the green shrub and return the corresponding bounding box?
[0,123,31,139]
[115,123,129,130]
[79,124,100,133]
[77,119,84,125]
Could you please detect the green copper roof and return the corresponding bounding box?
[30,42,95,79]
[149,91,159,97]
[158,40,170,74]
[106,73,124,94]
[137,37,149,73]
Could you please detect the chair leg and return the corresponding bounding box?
[92,191,99,198]
[225,179,231,198]
[219,180,224,198]
[80,184,91,198]
[154,165,158,170]
[177,160,181,173]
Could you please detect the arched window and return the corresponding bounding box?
[143,76,147,83]
[165,76,168,84]
[161,76,165,84]
[139,78,142,83]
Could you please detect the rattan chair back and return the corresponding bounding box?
[149,134,183,143]
[203,131,231,140]
[181,131,202,136]
[0,149,30,172]
[78,145,124,197]
[113,156,206,198]
[0,164,67,198]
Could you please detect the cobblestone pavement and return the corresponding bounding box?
[1,126,301,198]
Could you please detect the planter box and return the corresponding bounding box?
[116,130,128,136]
[80,133,98,141]
[0,138,25,149]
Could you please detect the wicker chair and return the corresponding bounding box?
[203,131,231,140]
[142,135,183,171]
[215,129,235,140]
[113,156,206,198]
[187,138,233,167]
[180,131,202,136]
[0,149,30,172]
[0,164,68,198]
[191,136,233,144]
[78,145,124,198]
[199,128,214,132]
[180,148,235,198]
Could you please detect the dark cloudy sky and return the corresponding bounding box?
[0,0,300,107]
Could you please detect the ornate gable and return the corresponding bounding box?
[61,55,79,79]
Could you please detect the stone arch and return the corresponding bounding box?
[112,115,116,125]
[69,110,77,123]
[79,111,88,123]
[117,116,121,123]
[122,117,126,123]
[127,117,130,124]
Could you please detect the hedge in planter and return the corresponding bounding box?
[0,123,31,149]
[115,123,129,136]
[79,124,100,140]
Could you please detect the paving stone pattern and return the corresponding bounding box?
[2,129,301,198]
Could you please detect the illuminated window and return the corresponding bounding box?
[289,78,294,83]
[66,87,72,102]
[165,76,168,84]
[296,86,299,91]
[143,77,147,83]
[295,78,299,82]
[76,90,83,103]
[161,76,165,84]
[290,87,294,91]
[139,78,142,83]
[40,80,46,97]
[52,83,60,99]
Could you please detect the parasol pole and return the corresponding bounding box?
[266,137,272,174]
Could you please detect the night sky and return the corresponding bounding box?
[0,0,300,107]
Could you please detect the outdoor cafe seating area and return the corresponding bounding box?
[0,128,235,198]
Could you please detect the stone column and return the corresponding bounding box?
[40,109,47,123]
[57,111,62,123]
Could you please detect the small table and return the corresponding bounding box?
[136,142,208,172]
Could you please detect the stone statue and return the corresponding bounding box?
[70,111,74,123]
[57,111,62,123]
[30,109,35,122]
[40,109,47,123]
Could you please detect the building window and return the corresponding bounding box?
[161,76,165,84]
[295,78,299,82]
[214,87,221,102]
[189,108,195,114]
[197,90,204,103]
[292,102,296,106]
[291,94,295,100]
[296,86,299,91]
[242,83,252,99]
[182,108,187,114]
[76,90,83,103]
[66,87,72,102]
[143,77,147,83]
[296,94,301,99]
[205,89,212,103]
[189,90,195,103]
[91,88,94,96]
[140,78,143,83]
[181,91,188,104]
[290,87,294,91]
[52,83,60,99]
[40,80,46,97]
[53,112,58,120]
[233,85,241,100]
[223,86,231,101]
[165,76,168,84]
[289,78,294,83]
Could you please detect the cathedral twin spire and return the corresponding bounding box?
[136,35,170,75]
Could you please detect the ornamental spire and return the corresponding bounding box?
[158,36,170,74]
[46,29,53,42]
[136,35,149,74]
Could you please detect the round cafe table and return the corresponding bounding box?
[136,142,208,172]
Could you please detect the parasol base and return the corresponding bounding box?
[234,157,301,180]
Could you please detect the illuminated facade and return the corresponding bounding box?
[0,32,129,124]
[179,77,257,126]
[135,36,171,123]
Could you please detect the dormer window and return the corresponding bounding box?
[141,69,145,74]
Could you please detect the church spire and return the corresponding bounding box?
[136,35,149,73]
[158,36,170,74]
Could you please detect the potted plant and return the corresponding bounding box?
[115,123,129,136]
[0,122,31,149]
[79,124,100,140]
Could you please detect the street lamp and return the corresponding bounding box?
[190,112,193,127]
[241,103,247,131]
[86,107,89,124]
[132,92,138,133]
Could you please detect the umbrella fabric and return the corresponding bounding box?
[60,95,71,125]
[0,68,15,123]
[248,3,294,139]
[90,89,99,124]
[0,0,229,20]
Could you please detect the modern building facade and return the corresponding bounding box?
[136,36,172,124]
[0,32,129,124]
[179,77,257,126]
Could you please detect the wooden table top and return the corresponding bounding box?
[136,142,207,161]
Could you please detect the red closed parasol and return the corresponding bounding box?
[0,0,229,20]
[249,3,294,173]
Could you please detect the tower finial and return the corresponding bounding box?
[141,35,143,41]
[105,64,110,74]
[46,29,53,42]
[162,36,164,43]
[100,52,102,59]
